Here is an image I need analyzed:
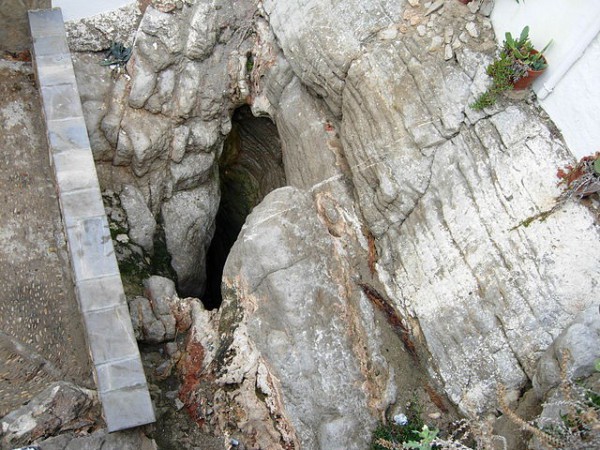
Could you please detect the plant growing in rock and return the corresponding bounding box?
[372,402,426,450]
[471,26,551,110]
[100,41,132,67]
[498,354,600,450]
[556,152,600,199]
[511,152,600,229]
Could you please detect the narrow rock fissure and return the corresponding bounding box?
[203,106,286,309]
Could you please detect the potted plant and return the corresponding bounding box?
[471,26,551,110]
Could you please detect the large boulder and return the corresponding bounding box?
[0,382,97,449]
[31,429,157,450]
[180,186,396,449]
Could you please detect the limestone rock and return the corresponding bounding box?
[185,1,218,60]
[170,152,215,191]
[0,382,97,449]
[66,0,600,437]
[161,179,220,297]
[533,305,600,398]
[139,6,184,56]
[187,186,395,449]
[128,56,157,109]
[144,276,178,340]
[119,108,172,177]
[127,276,180,343]
[120,184,157,254]
[65,3,141,52]
[262,0,404,116]
[33,429,157,450]
[129,296,166,343]
[276,77,341,190]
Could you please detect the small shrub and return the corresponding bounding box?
[100,42,132,67]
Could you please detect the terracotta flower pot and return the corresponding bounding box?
[512,51,547,90]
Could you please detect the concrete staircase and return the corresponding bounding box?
[28,8,155,432]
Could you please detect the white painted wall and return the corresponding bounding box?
[539,33,600,158]
[491,0,600,159]
[53,0,134,21]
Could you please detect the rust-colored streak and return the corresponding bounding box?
[367,232,377,276]
[357,283,419,362]
[178,334,206,424]
[425,383,449,413]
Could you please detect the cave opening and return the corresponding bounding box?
[203,106,286,309]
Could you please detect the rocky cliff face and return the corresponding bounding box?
[66,0,599,448]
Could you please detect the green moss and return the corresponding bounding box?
[510,207,555,231]
[115,223,176,298]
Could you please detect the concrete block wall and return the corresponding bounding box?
[28,8,155,432]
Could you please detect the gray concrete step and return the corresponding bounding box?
[28,7,155,432]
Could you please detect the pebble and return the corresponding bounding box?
[444,44,453,61]
[174,398,184,410]
[393,413,409,425]
[424,0,444,16]
[444,26,454,44]
[429,36,444,52]
[165,341,179,357]
[378,27,398,40]
[465,22,479,38]
[417,25,427,37]
[468,1,480,13]
[116,233,129,244]
[459,31,470,43]
[408,0,420,6]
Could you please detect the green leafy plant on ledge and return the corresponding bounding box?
[471,26,551,111]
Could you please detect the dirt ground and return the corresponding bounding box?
[0,57,92,417]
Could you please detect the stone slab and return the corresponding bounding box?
[64,216,120,283]
[82,305,139,365]
[53,149,99,193]
[30,7,156,431]
[46,117,92,153]
[28,8,65,39]
[31,35,70,57]
[40,83,84,121]
[76,275,127,313]
[100,387,156,432]
[59,187,105,220]
[95,356,148,394]
[35,53,75,87]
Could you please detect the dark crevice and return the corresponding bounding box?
[203,106,286,309]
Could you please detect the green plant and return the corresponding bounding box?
[372,401,425,450]
[556,152,600,198]
[471,26,551,110]
[404,426,439,449]
[101,42,132,67]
